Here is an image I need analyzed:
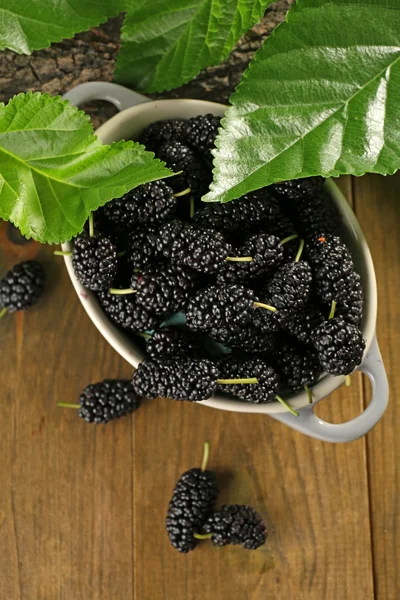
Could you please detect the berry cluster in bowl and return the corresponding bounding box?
[68,114,366,414]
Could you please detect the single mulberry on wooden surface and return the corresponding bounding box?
[78,379,141,424]
[0,260,45,313]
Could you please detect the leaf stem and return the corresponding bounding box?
[173,187,192,197]
[109,288,137,295]
[345,375,352,388]
[58,403,80,409]
[225,256,253,262]
[304,384,313,404]
[0,307,8,320]
[275,395,299,417]
[201,441,210,472]
[189,197,195,218]
[280,233,299,245]
[294,238,305,262]
[328,300,337,320]
[194,533,214,540]
[88,213,94,238]
[217,377,258,385]
[53,250,72,257]
[253,302,277,312]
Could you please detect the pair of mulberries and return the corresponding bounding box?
[166,443,267,553]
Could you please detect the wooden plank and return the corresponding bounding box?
[0,226,134,600]
[133,178,374,600]
[352,173,400,600]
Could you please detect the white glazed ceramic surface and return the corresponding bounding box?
[62,82,388,442]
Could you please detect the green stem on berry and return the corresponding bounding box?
[294,238,305,263]
[109,288,137,295]
[189,196,195,218]
[304,384,313,404]
[0,307,8,320]
[58,403,80,409]
[275,395,299,417]
[217,377,259,385]
[328,300,337,320]
[253,302,277,312]
[345,375,352,388]
[201,441,210,472]
[88,213,94,238]
[117,251,126,258]
[225,256,253,262]
[136,331,151,340]
[280,233,299,245]
[173,187,192,197]
[53,250,72,257]
[193,532,214,540]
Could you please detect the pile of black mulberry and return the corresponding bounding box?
[68,114,366,413]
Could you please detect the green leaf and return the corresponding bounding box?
[0,92,172,243]
[115,0,273,92]
[0,0,126,54]
[205,0,400,203]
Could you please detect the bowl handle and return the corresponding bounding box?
[271,336,388,443]
[63,82,150,111]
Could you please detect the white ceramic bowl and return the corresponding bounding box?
[62,82,388,442]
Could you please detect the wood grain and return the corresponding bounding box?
[353,174,400,600]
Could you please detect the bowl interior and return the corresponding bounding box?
[63,99,377,414]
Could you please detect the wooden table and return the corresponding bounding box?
[0,173,399,600]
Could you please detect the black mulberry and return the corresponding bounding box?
[312,317,365,375]
[157,141,211,196]
[204,505,267,549]
[0,260,45,313]
[78,379,141,424]
[185,285,255,335]
[146,327,202,360]
[272,177,323,201]
[335,273,363,325]
[97,288,160,332]
[132,358,219,401]
[139,118,187,151]
[283,305,324,344]
[274,339,321,390]
[103,181,176,229]
[217,356,279,403]
[216,233,284,284]
[72,232,117,291]
[157,220,233,274]
[166,443,218,553]
[193,190,294,237]
[182,113,221,156]
[131,263,196,316]
[267,261,312,311]
[126,226,160,269]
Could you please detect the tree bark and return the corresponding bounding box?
[0,2,291,128]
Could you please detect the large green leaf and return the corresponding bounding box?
[0,0,126,54]
[205,0,400,203]
[115,0,273,92]
[0,93,172,243]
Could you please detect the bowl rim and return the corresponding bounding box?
[62,98,377,414]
